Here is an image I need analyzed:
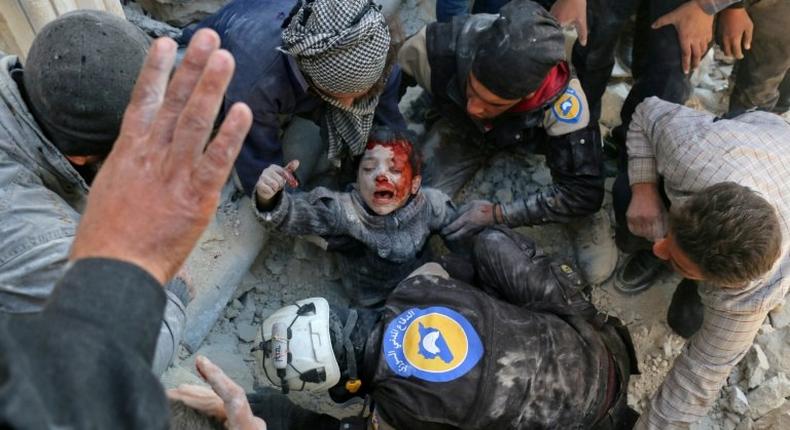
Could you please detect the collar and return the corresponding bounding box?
[282,50,310,93]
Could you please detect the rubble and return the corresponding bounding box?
[136,0,229,27]
[746,373,790,419]
[745,344,770,389]
[123,2,181,39]
[769,299,790,329]
[726,386,750,416]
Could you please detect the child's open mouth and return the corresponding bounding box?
[373,190,395,201]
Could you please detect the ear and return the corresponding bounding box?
[411,175,422,194]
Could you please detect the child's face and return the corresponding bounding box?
[357,143,421,215]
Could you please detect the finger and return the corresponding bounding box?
[285,159,300,173]
[722,36,733,58]
[193,103,253,198]
[732,33,743,59]
[119,37,177,141]
[681,42,691,74]
[169,49,236,167]
[744,25,753,51]
[651,13,672,30]
[150,29,220,147]
[262,174,283,191]
[690,42,704,70]
[257,183,275,200]
[196,356,246,405]
[276,166,299,189]
[577,17,588,47]
[441,216,466,238]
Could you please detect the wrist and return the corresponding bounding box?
[493,203,505,224]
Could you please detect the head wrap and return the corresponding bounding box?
[24,10,149,156]
[282,0,391,164]
[471,0,565,100]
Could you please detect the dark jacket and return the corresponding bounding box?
[181,0,407,194]
[424,16,604,227]
[0,258,169,429]
[361,228,635,429]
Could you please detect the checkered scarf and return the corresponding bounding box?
[282,0,390,163]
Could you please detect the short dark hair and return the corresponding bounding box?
[669,182,782,286]
[168,399,223,430]
[363,127,421,175]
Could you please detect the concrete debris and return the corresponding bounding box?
[225,299,243,320]
[123,2,181,39]
[756,326,790,376]
[235,320,258,343]
[735,417,754,430]
[753,401,790,430]
[137,0,229,27]
[745,344,770,389]
[746,373,790,419]
[769,300,790,329]
[726,386,750,416]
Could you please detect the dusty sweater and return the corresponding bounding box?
[255,186,456,305]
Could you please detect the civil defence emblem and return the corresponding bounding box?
[552,86,583,124]
[382,306,483,382]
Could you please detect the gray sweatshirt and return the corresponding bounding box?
[255,186,456,305]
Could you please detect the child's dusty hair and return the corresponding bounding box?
[364,127,421,175]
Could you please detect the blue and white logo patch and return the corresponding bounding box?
[382,306,483,382]
[552,86,583,124]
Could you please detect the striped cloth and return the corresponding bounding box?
[282,0,390,164]
[627,97,790,429]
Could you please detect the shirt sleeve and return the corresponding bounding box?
[636,295,767,429]
[423,188,457,230]
[695,0,742,15]
[373,65,408,131]
[253,188,348,237]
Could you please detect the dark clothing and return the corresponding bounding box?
[728,0,790,113]
[415,16,604,226]
[363,228,636,429]
[0,258,169,429]
[436,0,512,22]
[181,0,407,194]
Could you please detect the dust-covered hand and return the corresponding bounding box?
[441,200,496,241]
[626,183,668,241]
[254,160,300,207]
[717,7,753,59]
[652,1,714,74]
[550,0,589,46]
[167,356,267,430]
[69,29,253,285]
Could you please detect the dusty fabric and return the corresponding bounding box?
[696,0,741,14]
[0,55,183,376]
[282,0,390,164]
[254,187,455,306]
[23,10,149,156]
[626,98,790,429]
[362,228,633,429]
[0,258,170,429]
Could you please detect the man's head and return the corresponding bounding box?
[465,0,564,119]
[281,0,392,108]
[23,10,149,163]
[654,182,782,286]
[357,127,421,215]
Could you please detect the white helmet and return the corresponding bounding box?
[254,297,341,393]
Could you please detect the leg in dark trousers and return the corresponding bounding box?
[612,0,692,149]
[728,0,790,113]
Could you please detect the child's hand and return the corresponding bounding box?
[255,160,300,207]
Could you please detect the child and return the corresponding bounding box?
[254,128,456,306]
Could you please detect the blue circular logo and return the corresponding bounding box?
[382,306,483,382]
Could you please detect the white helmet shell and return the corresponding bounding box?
[255,297,340,392]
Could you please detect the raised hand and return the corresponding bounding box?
[69,29,253,285]
[255,160,300,207]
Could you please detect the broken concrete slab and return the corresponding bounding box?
[123,2,181,38]
[755,326,790,376]
[181,183,266,352]
[137,0,228,26]
[747,373,790,419]
[745,344,770,389]
[753,400,790,430]
[769,299,790,329]
[726,386,750,415]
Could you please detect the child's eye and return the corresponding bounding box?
[391,169,402,174]
[362,167,374,172]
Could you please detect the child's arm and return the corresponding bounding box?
[253,164,348,237]
[424,188,458,231]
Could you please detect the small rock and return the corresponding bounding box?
[495,188,513,204]
[532,168,552,186]
[689,415,717,430]
[756,326,790,375]
[726,386,750,415]
[769,300,790,329]
[753,400,790,430]
[745,344,770,389]
[747,373,790,419]
[225,299,243,320]
[735,417,754,430]
[235,320,258,343]
[265,254,286,275]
